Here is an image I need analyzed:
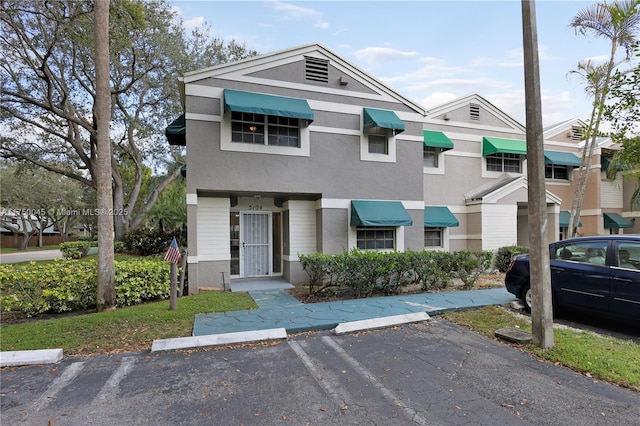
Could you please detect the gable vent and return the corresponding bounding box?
[571,126,582,141]
[470,104,480,120]
[305,56,329,83]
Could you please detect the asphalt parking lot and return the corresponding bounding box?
[2,319,639,426]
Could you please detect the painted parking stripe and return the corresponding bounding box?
[288,340,353,410]
[321,336,436,426]
[92,357,136,406]
[32,361,85,411]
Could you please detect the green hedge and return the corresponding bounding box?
[495,245,529,272]
[0,258,170,316]
[59,241,92,259]
[299,248,493,297]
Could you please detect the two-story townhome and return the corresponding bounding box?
[543,118,636,236]
[168,43,638,292]
[171,43,427,292]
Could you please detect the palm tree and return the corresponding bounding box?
[567,0,640,238]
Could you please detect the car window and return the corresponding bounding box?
[615,242,640,270]
[554,240,608,266]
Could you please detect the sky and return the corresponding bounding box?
[169,0,630,128]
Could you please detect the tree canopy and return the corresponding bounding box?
[0,0,257,239]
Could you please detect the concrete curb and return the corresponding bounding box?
[0,349,63,367]
[332,312,431,335]
[151,328,288,352]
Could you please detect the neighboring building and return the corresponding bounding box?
[168,43,638,292]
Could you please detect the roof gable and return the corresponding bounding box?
[180,43,425,115]
[424,93,525,133]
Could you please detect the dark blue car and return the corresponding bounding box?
[505,235,640,321]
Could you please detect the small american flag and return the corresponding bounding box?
[164,237,182,265]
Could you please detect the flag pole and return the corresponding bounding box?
[170,263,177,311]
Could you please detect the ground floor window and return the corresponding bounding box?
[356,227,394,250]
[424,227,443,248]
[559,227,567,241]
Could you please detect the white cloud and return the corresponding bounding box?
[268,1,329,29]
[354,47,419,66]
[420,92,459,109]
[184,16,206,29]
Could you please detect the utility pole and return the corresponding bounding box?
[521,0,554,348]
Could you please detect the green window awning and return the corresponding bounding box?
[350,200,413,227]
[166,114,186,146]
[482,137,527,156]
[544,150,581,167]
[423,130,454,150]
[424,206,459,227]
[603,212,633,229]
[363,108,405,134]
[559,211,582,227]
[224,89,314,122]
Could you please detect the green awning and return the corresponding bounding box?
[544,150,581,167]
[351,200,413,227]
[559,211,582,227]
[423,130,454,150]
[482,137,527,156]
[224,89,314,122]
[166,114,186,146]
[363,108,405,134]
[603,212,633,229]
[424,206,459,227]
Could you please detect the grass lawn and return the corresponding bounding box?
[0,291,257,356]
[443,306,640,391]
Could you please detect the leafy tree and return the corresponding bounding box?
[146,178,186,233]
[567,0,640,237]
[605,42,640,208]
[0,0,257,240]
[0,162,85,249]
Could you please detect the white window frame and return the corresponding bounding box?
[481,154,526,178]
[221,110,311,157]
[361,129,397,163]
[356,227,396,251]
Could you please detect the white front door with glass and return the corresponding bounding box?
[240,212,271,277]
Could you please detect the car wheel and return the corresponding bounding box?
[522,284,532,313]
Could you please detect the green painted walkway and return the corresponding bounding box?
[193,287,515,336]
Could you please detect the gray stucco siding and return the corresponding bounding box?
[186,119,423,202]
[186,95,221,115]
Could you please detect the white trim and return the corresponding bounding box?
[187,256,198,264]
[185,112,220,122]
[186,193,198,205]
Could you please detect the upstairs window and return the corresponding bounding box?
[486,152,521,173]
[368,129,388,154]
[545,164,569,180]
[231,111,300,148]
[423,146,439,168]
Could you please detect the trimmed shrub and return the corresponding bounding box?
[59,241,92,259]
[299,248,492,297]
[122,227,181,256]
[495,246,529,272]
[0,258,170,316]
[452,250,494,289]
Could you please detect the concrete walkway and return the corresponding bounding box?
[192,282,515,336]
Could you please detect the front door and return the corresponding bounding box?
[240,212,271,277]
